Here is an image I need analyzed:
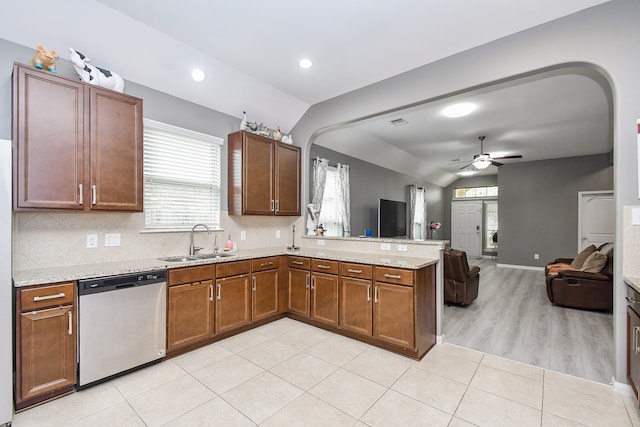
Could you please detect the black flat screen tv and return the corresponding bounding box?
[378,198,407,238]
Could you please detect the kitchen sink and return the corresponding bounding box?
[196,252,236,259]
[159,255,199,262]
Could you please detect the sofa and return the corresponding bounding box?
[544,243,613,311]
[443,248,480,305]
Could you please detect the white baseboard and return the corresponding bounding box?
[496,263,545,272]
[613,380,635,396]
[436,334,445,344]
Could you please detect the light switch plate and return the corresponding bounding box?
[86,234,98,248]
[276,230,281,239]
[240,230,246,240]
[397,244,408,252]
[380,243,391,251]
[105,233,121,247]
[633,208,640,225]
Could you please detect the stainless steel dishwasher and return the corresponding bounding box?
[78,270,167,387]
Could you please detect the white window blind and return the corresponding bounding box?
[318,166,343,236]
[143,119,223,230]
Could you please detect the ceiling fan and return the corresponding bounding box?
[460,136,523,170]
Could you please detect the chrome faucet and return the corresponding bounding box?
[213,234,219,254]
[189,224,212,255]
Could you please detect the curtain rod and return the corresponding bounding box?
[313,157,340,168]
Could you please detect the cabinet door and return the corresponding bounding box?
[253,269,279,321]
[89,88,143,211]
[288,268,309,317]
[628,307,640,399]
[13,65,85,210]
[274,142,300,215]
[216,275,251,334]
[167,281,214,352]
[18,305,76,402]
[311,272,339,326]
[373,283,415,348]
[243,133,274,214]
[340,277,373,336]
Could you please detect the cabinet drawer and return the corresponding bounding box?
[374,267,414,286]
[252,256,280,272]
[20,282,75,311]
[340,262,372,279]
[288,256,310,270]
[627,285,640,317]
[312,259,339,275]
[216,260,251,278]
[169,265,214,286]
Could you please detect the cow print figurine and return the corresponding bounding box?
[68,47,124,93]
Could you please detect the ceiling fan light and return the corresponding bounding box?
[459,170,476,176]
[442,102,476,118]
[473,159,492,169]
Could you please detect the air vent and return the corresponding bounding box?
[390,118,408,126]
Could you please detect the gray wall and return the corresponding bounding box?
[310,144,444,237]
[499,153,612,268]
[0,38,240,210]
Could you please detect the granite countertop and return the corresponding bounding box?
[13,247,439,287]
[624,276,640,294]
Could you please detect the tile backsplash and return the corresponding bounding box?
[12,211,302,271]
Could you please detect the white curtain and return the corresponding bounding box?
[311,157,329,229]
[337,163,351,236]
[409,185,427,239]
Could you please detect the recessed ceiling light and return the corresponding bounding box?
[298,58,313,69]
[442,102,476,118]
[191,68,205,82]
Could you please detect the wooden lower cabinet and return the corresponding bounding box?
[373,282,415,348]
[167,265,215,354]
[628,283,640,401]
[310,272,338,326]
[252,268,279,321]
[288,258,310,316]
[16,282,77,409]
[340,277,373,336]
[216,274,252,334]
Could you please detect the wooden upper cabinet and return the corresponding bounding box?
[89,88,143,211]
[13,64,85,210]
[228,130,301,216]
[12,63,143,212]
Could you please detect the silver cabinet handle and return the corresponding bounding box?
[216,284,221,300]
[292,261,304,265]
[635,326,640,355]
[78,184,83,205]
[68,311,73,335]
[384,273,402,279]
[348,269,363,274]
[627,296,640,304]
[271,200,275,212]
[374,286,379,303]
[33,292,65,302]
[311,276,315,290]
[260,262,274,267]
[317,264,331,269]
[367,285,371,302]
[92,185,97,205]
[209,284,214,302]
[252,277,257,291]
[275,200,279,213]
[305,274,310,289]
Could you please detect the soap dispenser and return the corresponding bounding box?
[225,235,233,251]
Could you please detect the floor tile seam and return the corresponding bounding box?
[114,361,192,400]
[479,354,546,382]
[341,358,412,389]
[53,392,134,426]
[465,382,544,413]
[542,368,623,402]
[259,391,358,426]
[235,344,303,370]
[367,387,454,423]
[172,349,238,374]
[154,394,219,427]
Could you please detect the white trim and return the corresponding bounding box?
[143,118,224,145]
[577,190,614,251]
[496,263,545,271]
[613,380,635,396]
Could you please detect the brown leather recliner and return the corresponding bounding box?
[443,248,480,305]
[544,243,613,311]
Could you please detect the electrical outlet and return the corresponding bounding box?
[380,243,391,251]
[317,239,325,246]
[240,230,246,240]
[86,234,98,248]
[105,233,121,247]
[534,253,540,260]
[397,244,408,252]
[276,230,281,239]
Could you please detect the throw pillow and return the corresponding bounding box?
[570,244,597,269]
[581,251,608,273]
[599,242,614,257]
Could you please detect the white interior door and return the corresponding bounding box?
[451,201,482,257]
[578,191,614,250]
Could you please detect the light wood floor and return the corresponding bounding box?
[443,258,614,384]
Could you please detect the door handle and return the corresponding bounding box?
[209,284,214,301]
[367,285,371,302]
[92,185,97,205]
[78,184,83,205]
[216,284,221,300]
[305,274,310,289]
[68,311,73,335]
[374,286,379,303]
[311,277,315,290]
[33,292,65,302]
[252,277,257,291]
[635,326,640,355]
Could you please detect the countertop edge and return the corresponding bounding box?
[13,248,439,287]
[624,276,640,294]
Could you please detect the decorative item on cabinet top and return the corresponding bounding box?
[238,111,292,144]
[68,47,124,93]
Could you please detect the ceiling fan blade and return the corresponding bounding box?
[491,154,522,160]
[458,163,473,170]
[490,160,504,167]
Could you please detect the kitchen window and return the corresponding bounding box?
[318,166,343,236]
[143,119,223,230]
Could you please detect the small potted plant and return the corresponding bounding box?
[428,222,441,239]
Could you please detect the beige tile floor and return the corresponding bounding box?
[12,318,640,427]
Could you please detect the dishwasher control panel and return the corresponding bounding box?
[78,269,167,295]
